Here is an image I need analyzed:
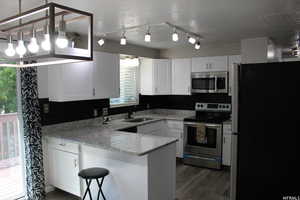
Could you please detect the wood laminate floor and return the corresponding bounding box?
[46,162,230,200]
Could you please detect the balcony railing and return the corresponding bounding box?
[0,113,20,168]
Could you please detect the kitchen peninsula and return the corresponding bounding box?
[42,117,178,200]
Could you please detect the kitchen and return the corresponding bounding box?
[0,0,299,200]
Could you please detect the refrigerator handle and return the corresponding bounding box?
[230,63,240,200]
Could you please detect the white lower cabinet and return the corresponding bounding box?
[222,123,232,166]
[46,138,81,196]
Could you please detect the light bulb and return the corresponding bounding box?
[5,36,15,57]
[5,43,16,57]
[145,32,151,42]
[172,31,179,42]
[188,36,196,44]
[16,40,27,57]
[56,17,69,48]
[56,35,69,48]
[195,41,201,50]
[98,38,105,46]
[41,34,51,51]
[120,36,126,45]
[28,37,40,53]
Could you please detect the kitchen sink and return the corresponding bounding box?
[123,117,153,123]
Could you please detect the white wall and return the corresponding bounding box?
[159,42,241,58]
[241,37,268,64]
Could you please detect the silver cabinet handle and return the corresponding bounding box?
[223,137,226,144]
[59,143,66,146]
[74,159,77,168]
[93,88,96,96]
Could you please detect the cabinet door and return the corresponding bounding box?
[192,57,209,72]
[192,56,228,72]
[53,149,81,196]
[93,52,120,99]
[172,59,191,95]
[208,56,228,71]
[140,58,154,95]
[154,59,172,95]
[222,135,232,166]
[228,55,241,96]
[48,61,94,101]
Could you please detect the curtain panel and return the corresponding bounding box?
[20,67,45,200]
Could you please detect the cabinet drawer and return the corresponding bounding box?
[166,120,183,130]
[47,137,79,154]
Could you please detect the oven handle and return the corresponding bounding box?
[184,154,219,161]
[184,122,222,128]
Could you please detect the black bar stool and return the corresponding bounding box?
[78,167,109,200]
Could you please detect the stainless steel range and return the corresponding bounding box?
[183,102,231,169]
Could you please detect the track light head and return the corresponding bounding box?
[98,38,105,46]
[195,41,201,50]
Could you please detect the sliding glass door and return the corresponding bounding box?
[0,67,25,200]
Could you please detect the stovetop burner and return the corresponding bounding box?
[184,102,231,123]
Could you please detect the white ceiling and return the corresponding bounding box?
[1,0,300,49]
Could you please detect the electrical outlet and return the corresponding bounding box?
[102,107,108,116]
[43,103,50,114]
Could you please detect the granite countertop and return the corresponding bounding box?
[43,109,194,156]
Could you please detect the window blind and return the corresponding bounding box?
[110,59,139,106]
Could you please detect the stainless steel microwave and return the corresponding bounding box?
[191,71,228,93]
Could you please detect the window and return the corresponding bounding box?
[110,57,139,107]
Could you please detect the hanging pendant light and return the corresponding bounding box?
[56,15,69,48]
[15,32,27,57]
[41,25,51,51]
[28,28,40,53]
[0,0,93,68]
[188,35,196,44]
[5,35,16,57]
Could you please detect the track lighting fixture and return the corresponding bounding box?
[144,26,151,42]
[120,32,127,45]
[172,28,179,42]
[98,38,105,46]
[5,35,16,57]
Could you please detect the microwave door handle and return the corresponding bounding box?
[214,76,218,92]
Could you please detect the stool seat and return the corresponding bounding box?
[78,167,109,179]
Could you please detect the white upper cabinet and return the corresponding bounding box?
[48,61,94,102]
[140,58,172,95]
[171,59,191,95]
[192,56,228,72]
[228,55,241,96]
[48,51,120,101]
[93,51,120,99]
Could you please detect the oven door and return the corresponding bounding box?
[184,122,222,156]
[191,72,228,93]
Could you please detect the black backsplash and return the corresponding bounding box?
[40,93,231,125]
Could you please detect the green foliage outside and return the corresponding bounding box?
[0,67,17,114]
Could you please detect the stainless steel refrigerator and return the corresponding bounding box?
[230,62,300,200]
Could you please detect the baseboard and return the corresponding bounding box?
[45,185,55,193]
